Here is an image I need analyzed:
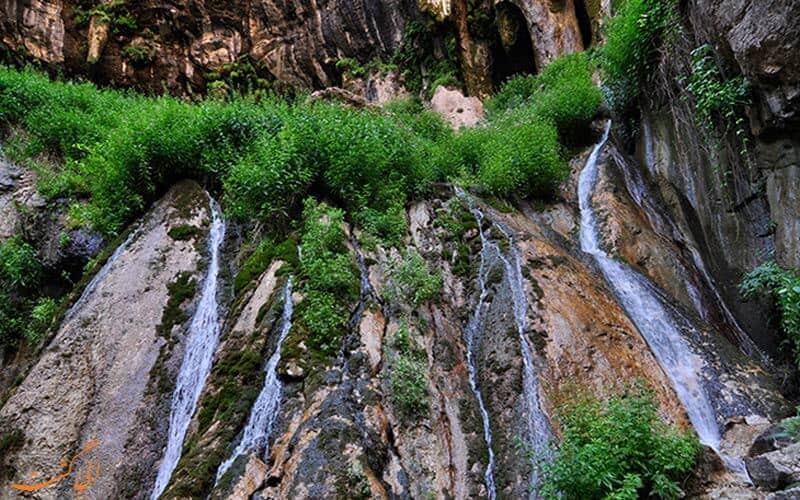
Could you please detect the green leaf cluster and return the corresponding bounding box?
[542,385,700,500]
[597,0,678,113]
[740,261,800,368]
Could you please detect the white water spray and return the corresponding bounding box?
[151,196,226,499]
[64,228,139,322]
[464,208,499,500]
[215,277,294,482]
[578,122,722,449]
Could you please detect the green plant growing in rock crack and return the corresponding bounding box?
[740,261,800,368]
[681,44,753,181]
[384,247,443,307]
[388,324,429,421]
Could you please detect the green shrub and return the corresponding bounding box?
[740,261,800,367]
[0,64,574,235]
[295,200,359,357]
[682,44,752,162]
[25,297,58,345]
[388,325,429,420]
[542,385,700,499]
[598,0,678,112]
[488,52,602,133]
[476,118,565,198]
[384,248,442,307]
[784,407,800,442]
[0,237,41,289]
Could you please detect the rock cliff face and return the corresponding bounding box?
[1,0,799,498]
[1,0,418,94]
[0,0,603,96]
[0,181,211,499]
[3,128,792,497]
[627,0,800,353]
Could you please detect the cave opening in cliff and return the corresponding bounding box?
[574,0,593,48]
[492,2,537,88]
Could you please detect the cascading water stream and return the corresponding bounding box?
[462,204,553,498]
[151,196,226,499]
[492,223,553,497]
[629,125,766,363]
[64,228,139,323]
[464,208,499,500]
[579,121,721,449]
[579,122,751,479]
[215,277,294,483]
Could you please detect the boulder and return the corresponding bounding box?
[430,86,484,129]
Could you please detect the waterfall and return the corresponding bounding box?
[578,121,722,449]
[464,208,499,500]
[64,228,139,322]
[215,277,294,483]
[470,209,552,497]
[151,196,226,499]
[493,224,552,497]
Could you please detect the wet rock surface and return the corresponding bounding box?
[0,180,211,499]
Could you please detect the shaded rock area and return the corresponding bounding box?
[0,180,212,499]
[0,0,606,98]
[0,0,419,95]
[632,0,800,357]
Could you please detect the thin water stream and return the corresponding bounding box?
[152,196,226,499]
[215,277,294,482]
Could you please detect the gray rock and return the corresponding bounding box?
[746,455,793,491]
[750,424,797,456]
[767,487,800,500]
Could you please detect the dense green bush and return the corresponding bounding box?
[388,325,429,420]
[488,52,602,133]
[295,200,359,356]
[542,385,700,499]
[0,62,593,236]
[476,118,565,198]
[0,237,53,349]
[598,0,678,112]
[740,261,800,368]
[0,237,41,289]
[384,248,443,307]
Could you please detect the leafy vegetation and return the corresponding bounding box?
[784,407,800,442]
[388,325,429,420]
[0,63,592,237]
[0,237,54,350]
[384,248,443,307]
[487,52,602,134]
[294,200,359,357]
[542,385,700,500]
[74,0,138,36]
[682,44,752,165]
[597,0,678,113]
[740,261,800,368]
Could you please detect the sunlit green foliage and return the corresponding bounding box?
[384,248,443,307]
[295,200,359,357]
[542,385,700,500]
[388,325,429,420]
[0,61,600,236]
[598,0,678,112]
[487,52,602,133]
